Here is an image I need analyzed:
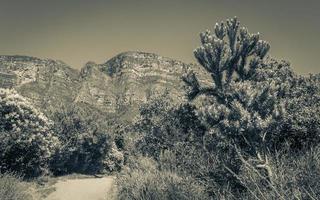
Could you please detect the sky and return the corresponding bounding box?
[0,0,319,74]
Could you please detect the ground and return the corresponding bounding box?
[43,176,115,200]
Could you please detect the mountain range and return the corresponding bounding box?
[0,52,209,124]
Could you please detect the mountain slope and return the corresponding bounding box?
[0,55,80,112]
[0,52,208,122]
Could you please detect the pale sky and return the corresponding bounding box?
[0,0,319,74]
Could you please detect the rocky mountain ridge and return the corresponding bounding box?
[0,52,208,122]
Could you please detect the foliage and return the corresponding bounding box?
[0,89,60,178]
[183,17,270,100]
[249,58,320,149]
[0,172,39,200]
[116,156,209,200]
[183,17,284,187]
[280,74,320,149]
[110,16,320,199]
[233,146,320,199]
[104,142,124,172]
[50,106,113,174]
[136,94,206,160]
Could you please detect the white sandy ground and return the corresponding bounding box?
[44,176,115,200]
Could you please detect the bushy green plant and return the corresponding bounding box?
[182,16,320,195]
[0,89,60,177]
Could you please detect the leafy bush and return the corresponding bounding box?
[0,172,39,200]
[280,74,320,149]
[0,89,60,178]
[116,156,209,200]
[50,106,114,174]
[136,94,206,160]
[250,58,320,149]
[104,142,124,172]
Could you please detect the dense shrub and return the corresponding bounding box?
[0,172,39,200]
[50,106,115,174]
[116,156,209,200]
[159,147,243,197]
[136,94,206,160]
[280,74,320,149]
[0,89,60,177]
[250,59,320,149]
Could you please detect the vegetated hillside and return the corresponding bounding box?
[0,52,209,123]
[0,55,80,114]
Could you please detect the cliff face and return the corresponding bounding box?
[76,52,202,117]
[0,52,208,121]
[0,55,80,112]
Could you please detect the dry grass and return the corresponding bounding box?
[228,146,320,200]
[114,145,320,200]
[116,156,209,200]
[0,172,40,200]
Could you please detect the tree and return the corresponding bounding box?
[183,17,283,185]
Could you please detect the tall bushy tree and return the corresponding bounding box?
[0,89,60,177]
[183,17,284,184]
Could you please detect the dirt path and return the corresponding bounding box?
[44,176,115,200]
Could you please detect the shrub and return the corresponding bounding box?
[136,94,206,160]
[250,59,320,149]
[280,74,320,149]
[0,89,60,178]
[0,172,39,200]
[50,106,113,174]
[134,94,244,195]
[104,142,124,172]
[116,156,209,200]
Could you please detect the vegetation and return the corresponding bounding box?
[0,172,39,200]
[115,17,320,199]
[117,156,209,200]
[0,89,60,178]
[0,16,319,200]
[50,106,123,175]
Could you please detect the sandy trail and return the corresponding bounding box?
[44,176,115,200]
